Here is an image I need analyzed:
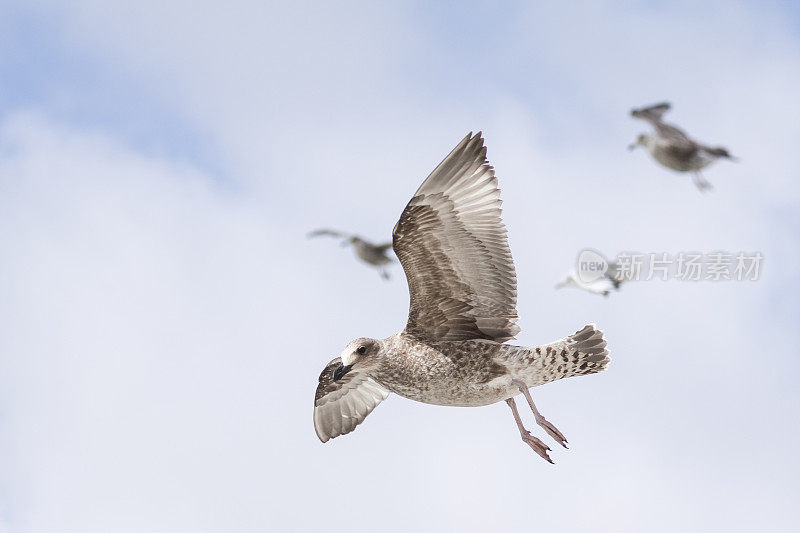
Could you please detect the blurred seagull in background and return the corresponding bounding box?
[629,102,737,191]
[307,229,394,279]
[313,133,610,463]
[556,262,624,297]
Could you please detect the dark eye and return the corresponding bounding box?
[356,345,366,355]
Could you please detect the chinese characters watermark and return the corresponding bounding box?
[577,249,763,283]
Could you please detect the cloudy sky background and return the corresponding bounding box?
[1,1,799,531]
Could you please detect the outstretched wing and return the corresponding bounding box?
[631,102,696,148]
[652,122,694,147]
[307,228,349,239]
[313,358,389,442]
[631,102,671,122]
[392,132,519,343]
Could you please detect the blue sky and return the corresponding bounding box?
[0,4,222,175]
[1,1,799,532]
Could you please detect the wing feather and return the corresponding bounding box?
[631,103,697,149]
[392,133,519,343]
[313,358,389,443]
[630,102,671,122]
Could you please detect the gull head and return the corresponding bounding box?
[342,236,365,248]
[329,337,382,381]
[628,133,649,151]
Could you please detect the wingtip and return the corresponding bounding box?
[631,101,671,117]
[469,131,487,153]
[314,414,331,443]
[454,132,475,151]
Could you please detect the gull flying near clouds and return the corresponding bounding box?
[629,102,737,191]
[313,133,610,462]
[307,229,394,279]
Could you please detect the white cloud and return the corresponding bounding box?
[0,111,286,532]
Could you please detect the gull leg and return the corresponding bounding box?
[512,379,568,448]
[379,267,390,280]
[505,397,553,463]
[692,172,713,192]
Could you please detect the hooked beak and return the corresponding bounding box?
[555,280,569,289]
[332,363,353,381]
[627,143,637,151]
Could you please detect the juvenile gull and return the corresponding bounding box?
[629,102,736,191]
[313,133,610,462]
[307,229,394,279]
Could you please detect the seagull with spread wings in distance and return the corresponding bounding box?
[629,102,737,191]
[313,133,610,463]
[556,262,624,297]
[307,229,394,279]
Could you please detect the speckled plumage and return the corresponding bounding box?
[313,133,611,461]
[375,325,608,407]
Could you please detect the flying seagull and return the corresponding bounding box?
[556,262,624,297]
[313,133,610,463]
[629,102,736,191]
[307,229,394,279]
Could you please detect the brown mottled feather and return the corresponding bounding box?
[392,133,519,343]
[313,357,389,442]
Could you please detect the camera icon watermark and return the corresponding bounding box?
[576,249,612,283]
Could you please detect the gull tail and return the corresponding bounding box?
[705,146,738,162]
[523,325,610,386]
[560,324,610,378]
